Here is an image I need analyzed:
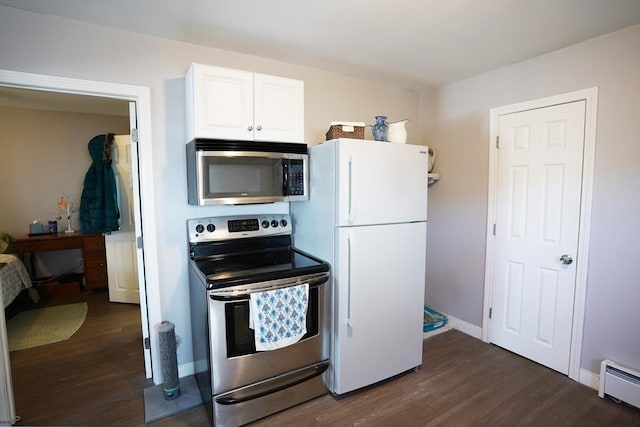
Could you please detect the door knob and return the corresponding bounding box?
[560,254,573,265]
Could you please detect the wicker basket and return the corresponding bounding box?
[326,123,365,140]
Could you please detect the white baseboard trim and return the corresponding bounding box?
[178,362,195,378]
[447,312,483,339]
[579,368,600,390]
[423,311,483,340]
[423,323,453,340]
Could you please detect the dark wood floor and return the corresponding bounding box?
[8,292,640,426]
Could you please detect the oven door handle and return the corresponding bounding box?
[209,272,329,301]
[215,360,329,405]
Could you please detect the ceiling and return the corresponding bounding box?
[2,0,640,90]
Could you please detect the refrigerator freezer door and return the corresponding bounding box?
[336,140,428,226]
[332,221,426,394]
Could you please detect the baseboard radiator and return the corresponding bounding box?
[599,359,640,409]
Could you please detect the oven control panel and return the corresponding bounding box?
[188,214,292,243]
[228,218,260,233]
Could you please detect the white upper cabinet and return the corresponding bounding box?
[253,72,304,143]
[186,63,304,143]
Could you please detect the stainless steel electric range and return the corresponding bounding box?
[188,214,330,427]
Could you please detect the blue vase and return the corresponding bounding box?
[372,115,388,141]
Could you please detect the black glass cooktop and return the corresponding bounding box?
[193,247,329,289]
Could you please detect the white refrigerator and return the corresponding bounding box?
[291,138,428,395]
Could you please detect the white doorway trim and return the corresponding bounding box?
[482,87,598,382]
[0,68,161,381]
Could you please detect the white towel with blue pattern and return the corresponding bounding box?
[249,283,309,351]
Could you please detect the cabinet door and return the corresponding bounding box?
[187,64,254,141]
[82,234,108,292]
[253,73,304,143]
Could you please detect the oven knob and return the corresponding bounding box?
[195,224,204,233]
[280,219,288,227]
[262,220,270,229]
[206,224,216,233]
[271,219,279,228]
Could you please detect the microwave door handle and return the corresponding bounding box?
[282,160,289,195]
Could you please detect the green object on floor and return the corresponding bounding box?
[7,303,88,351]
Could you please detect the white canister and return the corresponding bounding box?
[387,119,408,143]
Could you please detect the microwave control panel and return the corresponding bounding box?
[286,160,305,196]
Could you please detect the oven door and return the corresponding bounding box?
[207,272,328,395]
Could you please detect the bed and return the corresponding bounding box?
[1,253,36,308]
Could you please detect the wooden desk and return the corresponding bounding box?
[16,233,108,293]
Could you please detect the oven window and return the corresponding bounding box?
[225,286,319,358]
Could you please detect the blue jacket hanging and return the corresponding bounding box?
[80,134,120,234]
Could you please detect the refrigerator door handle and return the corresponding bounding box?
[347,156,353,224]
[346,232,353,329]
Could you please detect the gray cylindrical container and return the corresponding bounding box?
[158,321,180,400]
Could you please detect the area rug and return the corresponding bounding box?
[7,303,88,351]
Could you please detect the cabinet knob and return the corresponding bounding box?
[247,125,253,131]
[256,125,262,131]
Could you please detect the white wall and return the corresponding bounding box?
[423,24,640,373]
[0,106,129,276]
[0,6,423,375]
[0,106,129,237]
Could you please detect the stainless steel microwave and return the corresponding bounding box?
[186,139,308,205]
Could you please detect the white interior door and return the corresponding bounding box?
[105,134,139,304]
[490,100,586,374]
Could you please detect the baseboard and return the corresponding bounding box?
[423,323,453,340]
[178,362,195,378]
[423,311,483,340]
[580,367,600,390]
[446,312,483,339]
